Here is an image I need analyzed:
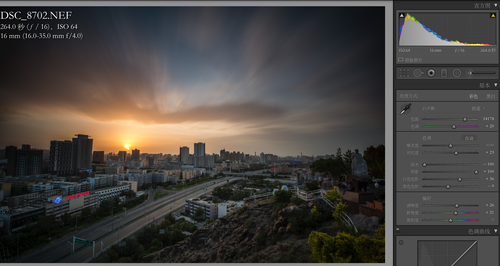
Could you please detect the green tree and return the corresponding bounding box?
[80,207,91,220]
[170,229,185,245]
[229,189,249,201]
[308,231,355,263]
[212,187,233,200]
[106,249,119,262]
[117,257,134,263]
[305,180,320,191]
[342,149,355,172]
[332,202,348,221]
[274,190,293,203]
[310,157,348,186]
[310,206,322,222]
[324,189,343,204]
[363,145,385,178]
[165,213,175,224]
[61,212,71,226]
[151,238,160,247]
[290,195,305,205]
[194,207,205,221]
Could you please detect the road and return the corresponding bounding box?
[18,176,240,263]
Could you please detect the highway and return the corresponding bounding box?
[18,176,239,263]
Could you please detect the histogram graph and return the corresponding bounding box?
[399,12,497,46]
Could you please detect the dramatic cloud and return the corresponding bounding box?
[0,7,385,155]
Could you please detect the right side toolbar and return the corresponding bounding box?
[394,1,499,266]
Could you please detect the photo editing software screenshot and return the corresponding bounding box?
[0,1,497,266]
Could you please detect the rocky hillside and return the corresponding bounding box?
[142,198,381,263]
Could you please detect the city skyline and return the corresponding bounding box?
[3,138,380,158]
[0,7,385,156]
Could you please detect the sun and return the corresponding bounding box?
[124,145,130,150]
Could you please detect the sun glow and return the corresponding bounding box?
[124,145,130,150]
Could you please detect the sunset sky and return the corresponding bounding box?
[0,7,385,156]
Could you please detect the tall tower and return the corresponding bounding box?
[92,151,105,164]
[220,149,226,161]
[118,151,127,162]
[194,142,205,167]
[131,149,140,161]
[6,145,43,177]
[72,134,93,170]
[180,146,189,164]
[50,140,73,175]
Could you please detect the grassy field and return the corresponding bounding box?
[154,191,169,201]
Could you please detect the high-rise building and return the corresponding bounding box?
[194,142,205,157]
[132,149,140,161]
[92,151,105,164]
[5,145,43,177]
[5,146,18,176]
[194,142,205,167]
[205,155,215,167]
[220,149,226,161]
[72,134,93,170]
[50,140,73,175]
[180,146,189,164]
[118,151,127,162]
[260,152,266,164]
[148,156,154,166]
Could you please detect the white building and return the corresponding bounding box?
[87,175,115,190]
[117,180,138,192]
[45,192,99,217]
[29,183,54,193]
[185,198,216,220]
[94,185,129,201]
[52,181,91,196]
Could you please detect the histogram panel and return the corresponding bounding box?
[399,12,496,46]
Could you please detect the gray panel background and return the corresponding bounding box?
[396,102,498,132]
[397,90,499,102]
[396,67,498,79]
[396,192,498,225]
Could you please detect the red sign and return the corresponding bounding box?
[66,191,89,200]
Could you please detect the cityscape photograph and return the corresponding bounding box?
[0,6,386,263]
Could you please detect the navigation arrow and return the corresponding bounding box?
[494,83,498,87]
[495,3,498,7]
[495,229,498,233]
[400,13,404,18]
